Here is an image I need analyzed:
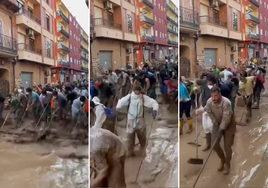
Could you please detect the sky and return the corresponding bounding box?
[61,0,178,35]
[62,0,89,35]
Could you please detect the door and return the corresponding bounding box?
[248,48,254,59]
[204,49,217,68]
[21,72,32,89]
[99,51,112,72]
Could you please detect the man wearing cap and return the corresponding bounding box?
[116,85,159,157]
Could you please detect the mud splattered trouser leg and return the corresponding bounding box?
[32,105,42,123]
[244,95,252,121]
[14,108,24,126]
[126,119,146,156]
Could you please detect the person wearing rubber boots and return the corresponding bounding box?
[206,86,236,175]
[26,87,42,125]
[116,86,158,157]
[13,88,28,126]
[90,127,126,188]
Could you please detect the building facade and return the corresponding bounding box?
[52,0,88,82]
[91,0,139,72]
[259,0,268,57]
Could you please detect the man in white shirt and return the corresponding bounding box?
[108,70,118,85]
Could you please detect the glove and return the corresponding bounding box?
[218,129,224,138]
[152,110,157,118]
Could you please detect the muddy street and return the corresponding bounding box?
[116,103,178,188]
[180,80,268,187]
[0,111,88,188]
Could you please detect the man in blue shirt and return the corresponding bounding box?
[26,87,42,125]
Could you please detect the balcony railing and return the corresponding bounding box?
[180,6,199,29]
[166,15,178,26]
[81,34,89,44]
[81,55,88,62]
[94,18,122,30]
[81,66,89,71]
[59,59,70,67]
[246,14,260,24]
[167,28,178,35]
[58,27,69,38]
[142,35,155,42]
[17,43,42,54]
[200,16,227,28]
[166,3,178,16]
[58,43,70,53]
[140,16,154,26]
[90,15,94,31]
[247,0,259,7]
[140,0,154,9]
[0,34,17,54]
[81,45,89,53]
[57,10,69,24]
[246,32,260,40]
[17,8,41,24]
[168,39,178,45]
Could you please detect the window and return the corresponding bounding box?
[17,1,24,14]
[70,30,72,36]
[45,15,50,30]
[70,16,72,22]
[154,0,156,5]
[164,8,165,12]
[46,41,51,58]
[260,13,263,20]
[154,15,157,21]
[261,29,263,35]
[70,44,72,49]
[232,12,238,31]
[70,57,72,62]
[265,31,267,37]
[155,30,158,37]
[74,34,75,39]
[127,14,133,33]
[260,0,262,4]
[160,32,162,38]
[158,3,160,9]
[161,6,163,11]
[159,18,161,23]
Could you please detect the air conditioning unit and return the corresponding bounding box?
[104,1,112,10]
[26,29,34,37]
[210,0,218,8]
[231,46,237,52]
[261,43,264,48]
[126,48,133,53]
[45,71,50,76]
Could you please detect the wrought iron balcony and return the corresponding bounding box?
[57,10,69,24]
[248,0,259,7]
[58,27,69,38]
[81,34,89,44]
[0,34,17,54]
[17,43,42,54]
[200,16,227,28]
[94,18,122,30]
[140,16,154,26]
[142,35,155,42]
[90,15,94,31]
[166,3,178,16]
[17,8,41,24]
[246,32,260,40]
[180,6,199,29]
[140,0,154,9]
[59,60,70,67]
[246,14,260,24]
[58,43,70,53]
[81,55,88,62]
[166,15,178,25]
[167,28,178,35]
[81,66,89,71]
[0,0,20,13]
[81,45,89,53]
[167,39,178,45]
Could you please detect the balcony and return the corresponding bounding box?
[199,16,228,38]
[166,3,178,16]
[16,8,41,33]
[81,66,89,71]
[94,18,123,39]
[90,15,94,31]
[247,0,259,7]
[167,28,178,35]
[0,0,20,13]
[140,16,154,26]
[167,15,178,26]
[57,10,69,24]
[180,6,199,32]
[0,34,17,57]
[168,39,178,45]
[140,0,154,9]
[17,43,42,63]
[58,27,69,38]
[59,60,70,67]
[246,32,260,40]
[81,34,89,44]
[246,14,260,24]
[142,34,155,42]
[81,45,89,53]
[58,43,70,53]
[81,55,88,62]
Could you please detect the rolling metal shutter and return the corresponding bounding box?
[204,49,216,68]
[99,51,112,72]
[21,72,32,89]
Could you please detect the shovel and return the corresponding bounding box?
[187,97,203,165]
[35,104,49,128]
[17,111,27,128]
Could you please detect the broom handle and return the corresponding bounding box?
[195,94,198,158]
[192,136,219,188]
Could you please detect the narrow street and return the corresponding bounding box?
[180,76,268,188]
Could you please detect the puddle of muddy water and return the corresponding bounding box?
[0,142,88,188]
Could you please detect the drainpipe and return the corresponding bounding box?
[9,16,16,90]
